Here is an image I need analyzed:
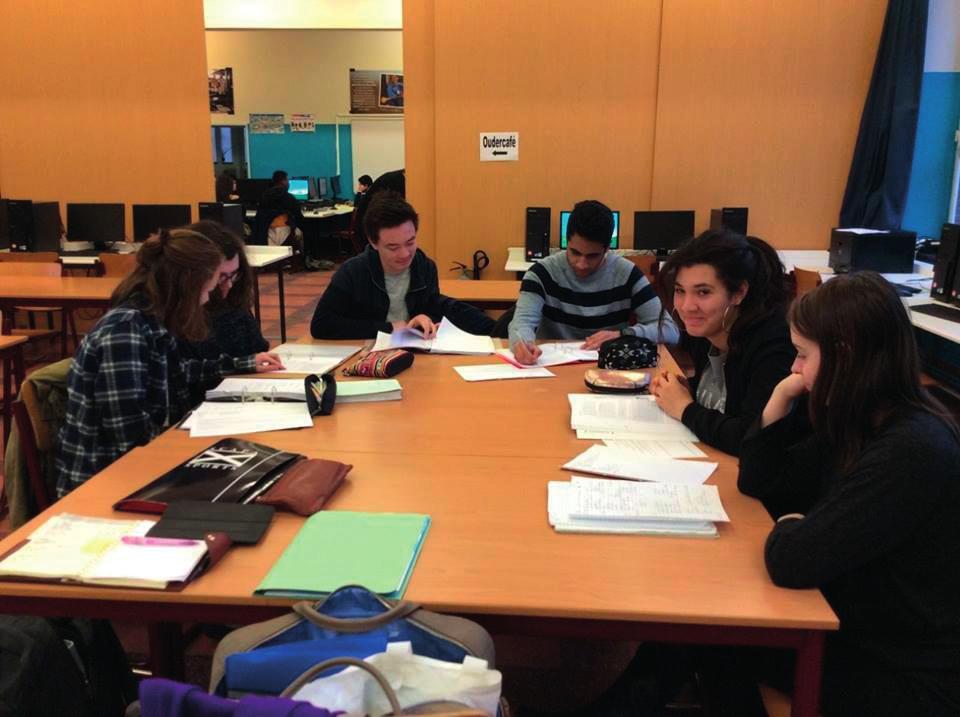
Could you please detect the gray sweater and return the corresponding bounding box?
[508,252,679,347]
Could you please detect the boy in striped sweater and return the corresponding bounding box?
[508,199,679,364]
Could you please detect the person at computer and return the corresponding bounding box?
[310,192,495,339]
[650,230,794,455]
[56,229,283,497]
[252,169,304,248]
[356,174,373,203]
[508,199,679,364]
[215,169,238,203]
[737,272,960,715]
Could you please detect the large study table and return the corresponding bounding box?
[0,344,836,716]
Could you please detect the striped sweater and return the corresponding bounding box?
[508,252,679,346]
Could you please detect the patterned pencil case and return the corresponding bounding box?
[341,349,414,378]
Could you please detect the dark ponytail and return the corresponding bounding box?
[658,229,788,352]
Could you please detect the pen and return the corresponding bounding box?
[121,536,201,547]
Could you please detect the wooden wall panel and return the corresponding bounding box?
[0,0,213,232]
[652,0,886,248]
[406,0,662,278]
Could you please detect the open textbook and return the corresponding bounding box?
[548,477,727,537]
[372,318,495,355]
[569,393,698,441]
[496,341,598,368]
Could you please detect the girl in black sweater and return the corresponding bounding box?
[652,230,795,455]
[740,272,960,715]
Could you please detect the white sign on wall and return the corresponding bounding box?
[480,132,519,162]
[290,113,316,132]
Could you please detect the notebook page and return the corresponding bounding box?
[454,364,555,381]
[372,329,432,352]
[188,402,313,437]
[563,445,716,485]
[271,343,362,374]
[207,378,306,401]
[86,541,208,583]
[568,394,698,440]
[496,341,598,368]
[430,319,496,355]
[569,477,730,522]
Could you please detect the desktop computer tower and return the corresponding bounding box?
[6,199,34,251]
[710,207,748,235]
[199,202,245,235]
[31,202,63,252]
[525,207,551,260]
[828,228,916,274]
[932,223,960,302]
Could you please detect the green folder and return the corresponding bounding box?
[255,511,430,599]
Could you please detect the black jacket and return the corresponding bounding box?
[739,408,960,713]
[311,246,495,339]
[252,186,303,246]
[679,310,794,455]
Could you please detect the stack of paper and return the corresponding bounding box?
[548,477,728,537]
[568,393,699,441]
[372,318,495,355]
[563,445,717,484]
[255,511,431,599]
[338,379,403,403]
[271,343,363,374]
[0,513,209,589]
[182,401,313,437]
[496,341,598,368]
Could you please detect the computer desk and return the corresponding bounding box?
[243,206,354,221]
[245,246,293,344]
[0,345,836,715]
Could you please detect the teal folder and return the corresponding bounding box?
[255,511,430,600]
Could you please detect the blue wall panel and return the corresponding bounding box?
[903,72,960,238]
[248,124,354,199]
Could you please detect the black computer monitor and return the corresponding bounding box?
[198,202,245,235]
[559,210,620,250]
[317,177,329,198]
[300,177,319,200]
[329,175,342,200]
[132,204,191,241]
[0,199,10,251]
[66,203,125,248]
[32,202,63,252]
[236,178,272,205]
[633,210,696,253]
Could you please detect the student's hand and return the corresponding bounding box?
[406,314,437,338]
[581,330,620,351]
[652,372,693,420]
[254,352,285,373]
[513,341,543,365]
[762,374,806,427]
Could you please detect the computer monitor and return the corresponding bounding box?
[236,178,272,205]
[132,204,191,241]
[66,203,125,247]
[300,176,319,200]
[0,199,8,250]
[559,210,620,250]
[199,202,245,235]
[317,177,329,198]
[633,210,695,253]
[32,202,63,252]
[288,178,310,202]
[329,175,342,200]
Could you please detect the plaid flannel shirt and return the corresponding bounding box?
[55,304,255,497]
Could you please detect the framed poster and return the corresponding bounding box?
[350,69,403,114]
[250,113,285,134]
[208,67,234,114]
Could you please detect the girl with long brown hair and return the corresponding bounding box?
[739,271,960,714]
[56,229,282,496]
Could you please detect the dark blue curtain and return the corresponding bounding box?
[839,0,929,229]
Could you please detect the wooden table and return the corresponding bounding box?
[0,276,119,311]
[0,348,836,715]
[0,334,27,446]
[439,280,520,309]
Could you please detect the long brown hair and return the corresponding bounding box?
[790,271,959,473]
[112,228,223,342]
[658,230,789,352]
[187,220,255,313]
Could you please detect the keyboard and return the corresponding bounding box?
[911,302,960,325]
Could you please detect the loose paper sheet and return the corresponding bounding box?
[601,438,706,459]
[454,364,555,382]
[562,444,716,485]
[496,342,598,368]
[568,476,729,522]
[186,402,313,437]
